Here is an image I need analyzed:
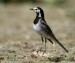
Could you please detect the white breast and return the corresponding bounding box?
[33,20,50,38]
[33,21,41,34]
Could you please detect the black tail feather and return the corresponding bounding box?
[53,38,68,53]
[47,38,53,44]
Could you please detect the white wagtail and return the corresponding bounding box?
[30,7,68,53]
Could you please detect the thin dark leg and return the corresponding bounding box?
[41,36,44,42]
[41,36,44,47]
[45,38,47,52]
[36,37,44,53]
[40,36,44,50]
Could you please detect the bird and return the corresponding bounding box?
[30,7,68,53]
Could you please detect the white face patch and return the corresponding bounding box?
[33,7,41,17]
[33,7,40,13]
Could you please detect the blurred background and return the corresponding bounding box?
[0,0,75,63]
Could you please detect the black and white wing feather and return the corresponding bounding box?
[40,20,68,52]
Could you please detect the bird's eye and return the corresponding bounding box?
[35,9,37,10]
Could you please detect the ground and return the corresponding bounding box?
[0,4,75,63]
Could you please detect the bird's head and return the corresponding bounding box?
[30,7,44,18]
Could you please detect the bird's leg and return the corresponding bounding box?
[44,38,47,52]
[41,36,44,42]
[36,36,44,53]
[40,36,44,50]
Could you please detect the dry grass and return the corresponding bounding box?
[0,4,75,63]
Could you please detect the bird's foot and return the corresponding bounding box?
[36,49,46,55]
[32,50,49,57]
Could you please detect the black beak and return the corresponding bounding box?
[30,8,33,10]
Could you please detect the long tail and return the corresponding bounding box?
[53,37,68,53]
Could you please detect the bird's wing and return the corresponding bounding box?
[41,20,57,39]
[41,20,68,53]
